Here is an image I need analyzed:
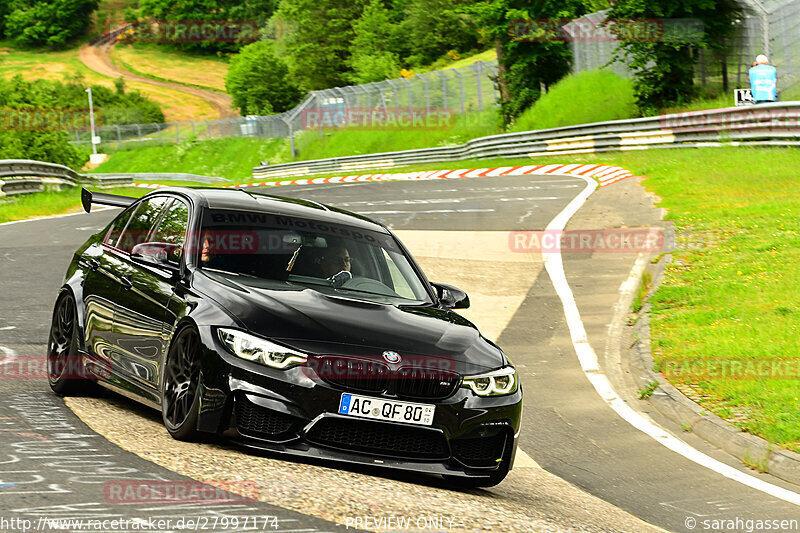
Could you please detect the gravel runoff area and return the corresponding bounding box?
[65,230,662,532]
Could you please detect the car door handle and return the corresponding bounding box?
[120,276,133,290]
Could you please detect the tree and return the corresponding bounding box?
[348,0,401,83]
[608,0,742,113]
[4,0,99,47]
[400,0,481,67]
[135,0,278,53]
[274,0,368,90]
[468,0,586,125]
[225,40,303,115]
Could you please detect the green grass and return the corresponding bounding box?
[110,43,229,92]
[385,146,799,454]
[0,186,149,224]
[509,69,637,132]
[293,110,500,160]
[94,137,289,181]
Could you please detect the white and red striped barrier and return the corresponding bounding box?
[133,164,635,190]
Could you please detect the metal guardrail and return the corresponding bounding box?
[0,160,226,198]
[252,102,800,178]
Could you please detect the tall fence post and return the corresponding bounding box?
[401,78,412,115]
[473,62,483,111]
[420,74,430,116]
[436,70,447,109]
[115,125,122,149]
[451,68,465,113]
[386,79,400,115]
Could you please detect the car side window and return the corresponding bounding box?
[150,200,190,264]
[117,196,171,254]
[104,206,136,248]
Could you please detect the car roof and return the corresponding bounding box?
[147,187,390,234]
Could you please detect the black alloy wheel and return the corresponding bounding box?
[48,293,88,394]
[162,326,202,440]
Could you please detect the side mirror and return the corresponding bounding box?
[131,242,181,272]
[431,282,470,310]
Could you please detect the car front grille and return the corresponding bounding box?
[235,397,299,440]
[451,434,508,467]
[306,417,449,459]
[314,356,388,393]
[312,355,461,400]
[393,366,461,399]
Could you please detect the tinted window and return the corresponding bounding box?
[117,196,170,253]
[105,206,136,248]
[199,209,431,304]
[151,200,190,264]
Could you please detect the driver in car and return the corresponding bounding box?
[320,245,351,278]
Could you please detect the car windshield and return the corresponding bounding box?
[196,208,431,304]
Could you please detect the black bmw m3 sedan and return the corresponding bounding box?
[48,187,522,486]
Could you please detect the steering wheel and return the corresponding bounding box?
[341,276,399,297]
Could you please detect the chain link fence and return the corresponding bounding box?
[569,1,799,100]
[70,60,498,150]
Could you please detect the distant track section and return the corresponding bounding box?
[79,41,237,119]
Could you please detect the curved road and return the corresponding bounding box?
[1,174,799,531]
[79,42,238,119]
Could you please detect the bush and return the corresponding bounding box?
[3,0,99,47]
[225,41,302,115]
[509,70,637,132]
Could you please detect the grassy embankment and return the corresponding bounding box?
[91,69,638,179]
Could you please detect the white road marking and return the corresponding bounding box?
[545,174,800,506]
[0,326,16,331]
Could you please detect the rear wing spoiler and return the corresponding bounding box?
[81,188,138,213]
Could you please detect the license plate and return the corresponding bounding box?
[338,393,435,426]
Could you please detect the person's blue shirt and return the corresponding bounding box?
[749,64,777,102]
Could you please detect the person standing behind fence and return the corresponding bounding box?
[749,55,777,103]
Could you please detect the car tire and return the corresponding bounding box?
[47,293,91,395]
[162,326,202,441]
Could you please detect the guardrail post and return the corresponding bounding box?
[154,123,161,144]
[114,125,122,149]
[176,122,180,143]
[135,123,142,142]
[189,120,195,138]
[451,68,465,113]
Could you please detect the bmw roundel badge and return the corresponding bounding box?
[382,351,401,364]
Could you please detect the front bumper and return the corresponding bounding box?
[196,333,523,481]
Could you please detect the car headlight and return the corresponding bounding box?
[217,328,307,369]
[462,366,518,397]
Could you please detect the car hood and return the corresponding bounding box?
[196,271,506,373]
